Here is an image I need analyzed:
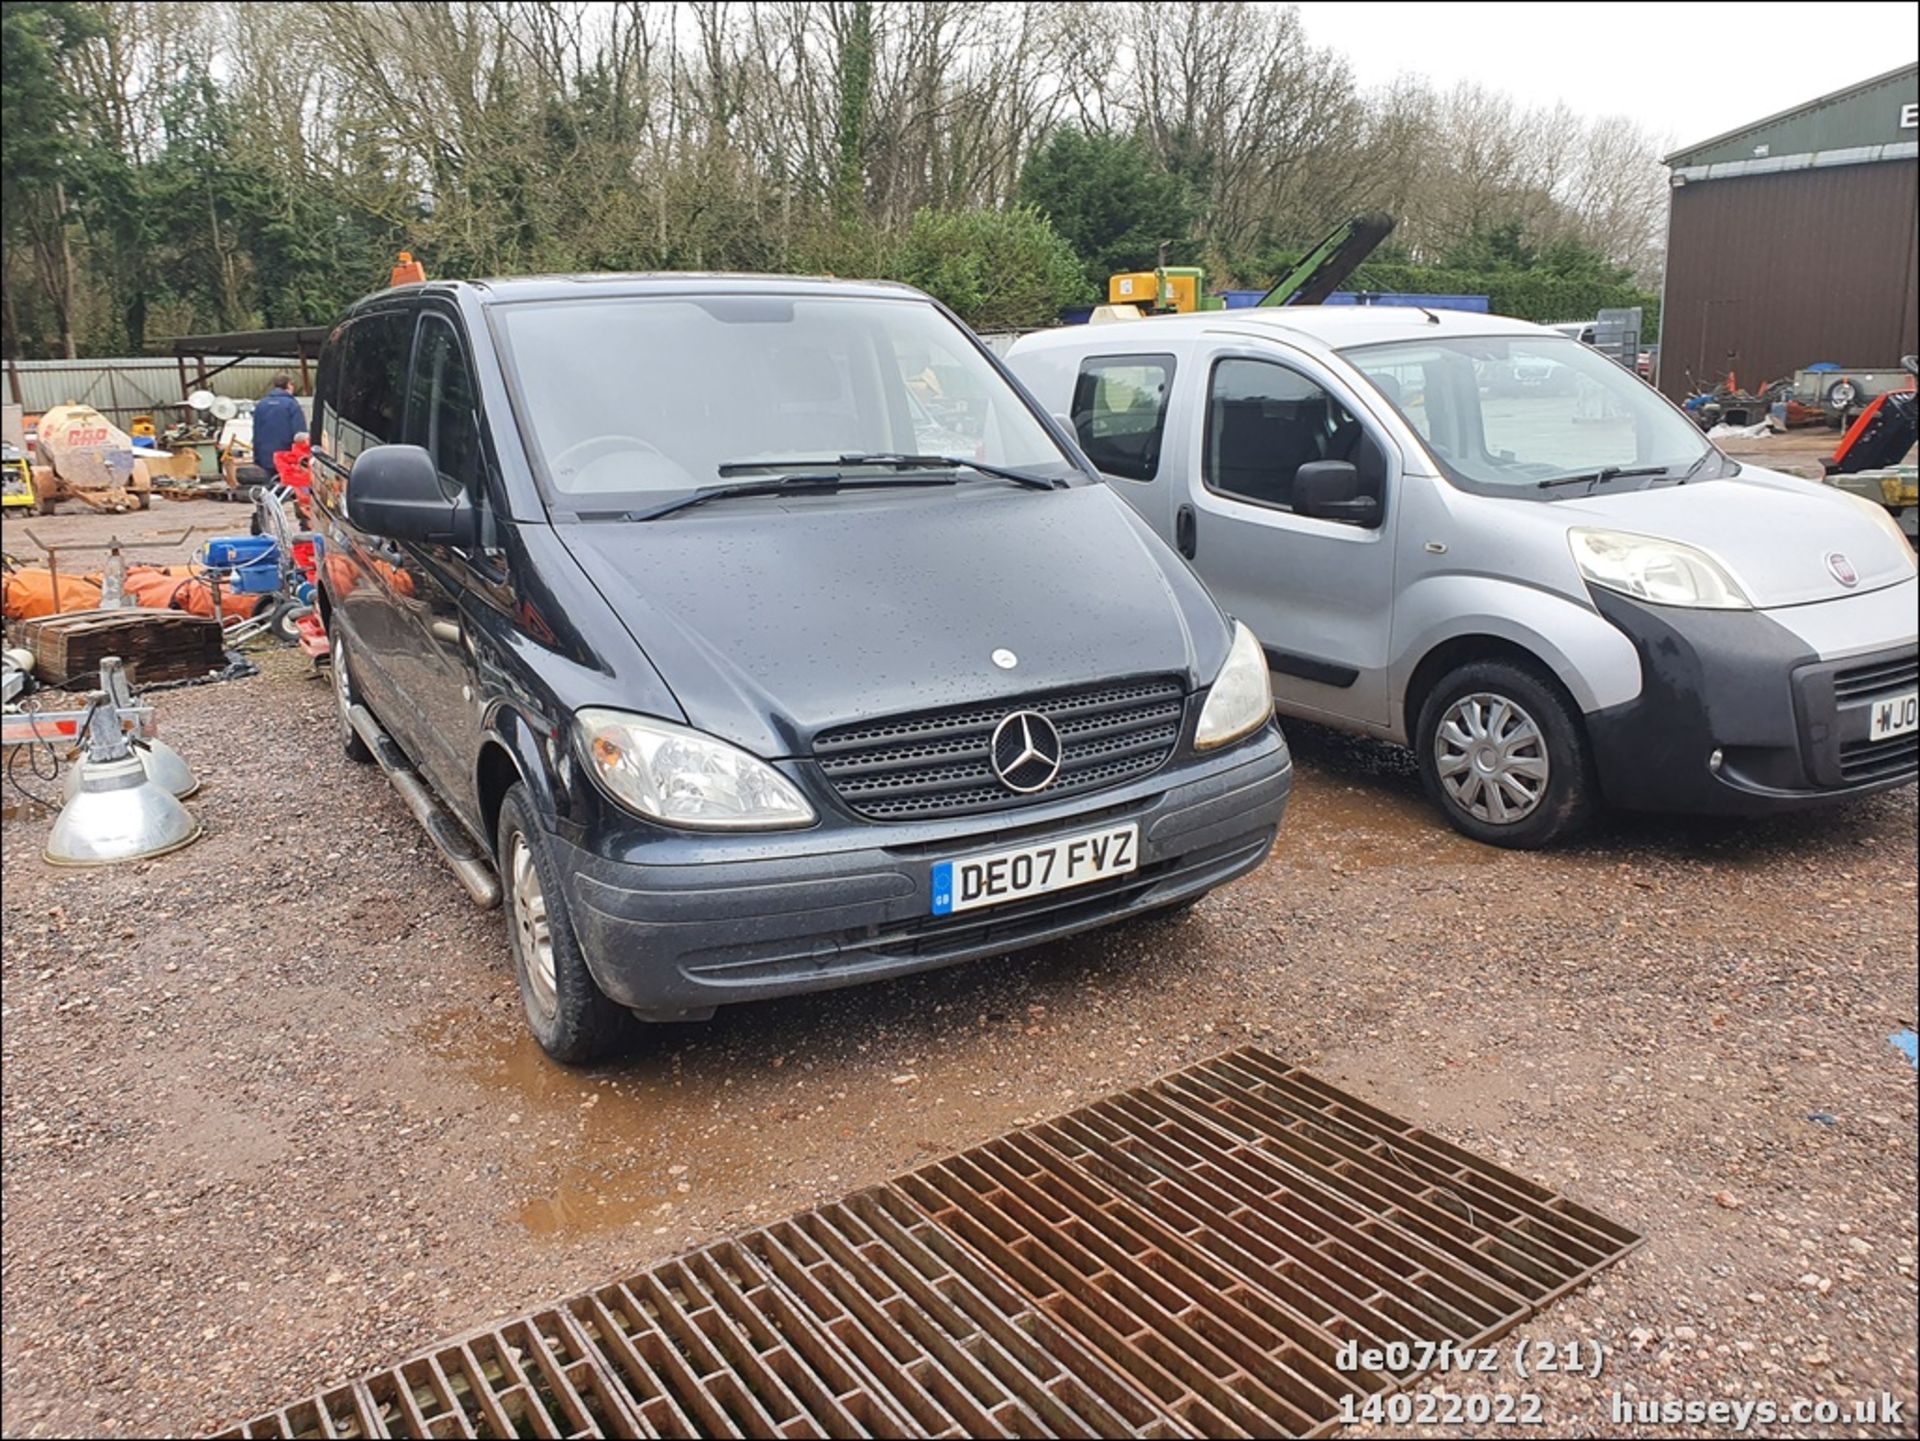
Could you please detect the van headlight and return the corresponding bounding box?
[1569,528,1752,609]
[1195,621,1273,750]
[574,709,815,829]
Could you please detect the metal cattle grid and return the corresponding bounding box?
[213,1047,1642,1439]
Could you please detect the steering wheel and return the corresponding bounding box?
[548,434,668,487]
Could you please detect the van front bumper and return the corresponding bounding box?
[552,728,1290,1014]
[1585,585,1917,814]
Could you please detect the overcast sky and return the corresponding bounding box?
[1292,1,1920,151]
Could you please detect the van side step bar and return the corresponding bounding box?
[346,703,501,910]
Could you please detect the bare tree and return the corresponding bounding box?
[4,0,1667,355]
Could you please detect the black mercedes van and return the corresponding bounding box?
[310,274,1291,1062]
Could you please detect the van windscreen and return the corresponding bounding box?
[493,295,1071,500]
[1341,335,1716,498]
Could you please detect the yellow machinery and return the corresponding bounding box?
[2,442,35,509]
[1106,266,1217,316]
[1102,214,1399,322]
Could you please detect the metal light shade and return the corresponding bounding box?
[61,736,198,803]
[45,701,201,866]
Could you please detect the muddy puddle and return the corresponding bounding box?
[1276,725,1497,870]
[416,1013,714,1236]
[1279,774,1496,869]
[414,1008,941,1240]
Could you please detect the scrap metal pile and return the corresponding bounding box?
[3,452,326,654]
[9,389,278,517]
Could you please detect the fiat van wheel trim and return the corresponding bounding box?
[1435,692,1550,824]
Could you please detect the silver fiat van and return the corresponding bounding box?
[1008,307,1917,847]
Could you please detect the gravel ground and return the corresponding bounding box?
[1713,427,1841,480]
[2,501,1915,1438]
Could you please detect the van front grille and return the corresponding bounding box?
[813,677,1186,821]
[1833,651,1917,703]
[1838,733,1919,783]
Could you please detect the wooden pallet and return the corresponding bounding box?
[12,609,225,687]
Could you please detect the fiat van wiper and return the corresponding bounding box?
[625,472,955,522]
[1535,464,1670,492]
[719,452,1064,490]
[1670,448,1717,485]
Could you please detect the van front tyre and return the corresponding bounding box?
[1416,660,1594,849]
[496,783,629,1064]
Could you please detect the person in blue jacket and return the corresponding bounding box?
[251,373,306,478]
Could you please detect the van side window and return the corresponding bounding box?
[1071,355,1174,481]
[1204,358,1362,512]
[311,332,342,453]
[331,311,412,462]
[404,317,482,498]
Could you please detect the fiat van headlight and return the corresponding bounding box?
[1569,528,1752,609]
[1196,621,1274,749]
[575,709,815,829]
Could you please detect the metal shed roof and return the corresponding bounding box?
[1664,62,1918,170]
[4,354,297,420]
[165,326,333,358]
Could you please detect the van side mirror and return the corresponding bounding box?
[1293,459,1381,525]
[345,444,475,548]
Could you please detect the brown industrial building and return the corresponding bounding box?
[1658,63,1919,401]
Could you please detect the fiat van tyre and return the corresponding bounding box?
[496,783,629,1064]
[1417,659,1594,849]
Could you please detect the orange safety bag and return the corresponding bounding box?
[1,569,103,619]
[122,564,266,620]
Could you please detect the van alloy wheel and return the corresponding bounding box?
[1433,691,1550,824]
[507,832,558,1015]
[493,783,628,1064]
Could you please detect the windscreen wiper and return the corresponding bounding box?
[624,472,955,522]
[1669,448,1718,485]
[718,452,1064,490]
[1536,464,1671,492]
